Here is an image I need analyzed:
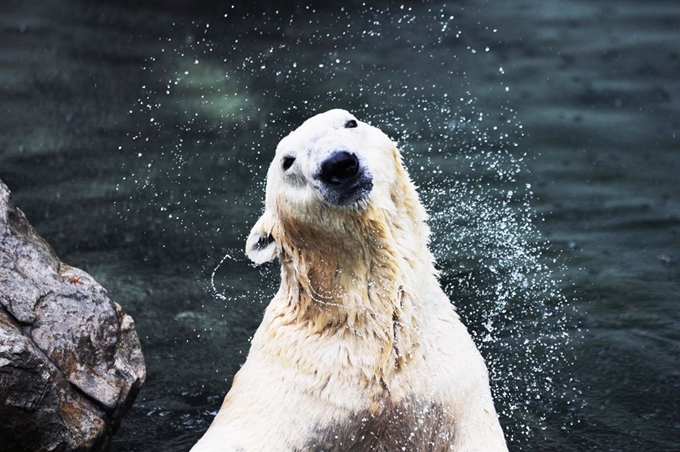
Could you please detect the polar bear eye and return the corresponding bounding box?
[281,156,296,171]
[344,119,358,129]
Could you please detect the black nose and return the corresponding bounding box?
[319,151,359,185]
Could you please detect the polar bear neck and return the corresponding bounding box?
[280,210,405,325]
[254,168,436,396]
[274,175,433,342]
[270,206,427,390]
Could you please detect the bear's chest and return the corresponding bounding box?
[298,397,454,452]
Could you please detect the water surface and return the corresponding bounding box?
[1,1,678,451]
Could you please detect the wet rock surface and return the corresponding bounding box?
[0,179,145,452]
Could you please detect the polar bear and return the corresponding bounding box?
[191,109,508,452]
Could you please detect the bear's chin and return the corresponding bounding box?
[318,177,373,207]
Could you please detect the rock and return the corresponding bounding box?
[0,179,146,452]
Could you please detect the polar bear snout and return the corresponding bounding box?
[315,151,373,206]
[319,151,359,185]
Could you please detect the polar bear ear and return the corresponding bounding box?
[245,210,279,265]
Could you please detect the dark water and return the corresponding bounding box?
[1,0,679,451]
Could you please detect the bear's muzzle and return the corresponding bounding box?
[316,151,373,206]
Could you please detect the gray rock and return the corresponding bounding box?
[0,179,146,452]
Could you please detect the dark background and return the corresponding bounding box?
[1,0,678,450]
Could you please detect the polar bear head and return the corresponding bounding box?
[246,109,428,268]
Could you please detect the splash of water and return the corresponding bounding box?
[210,252,233,301]
[119,3,580,447]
